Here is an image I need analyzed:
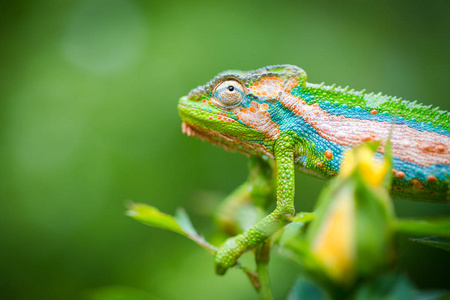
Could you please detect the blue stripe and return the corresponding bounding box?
[268,102,346,173]
[268,101,449,182]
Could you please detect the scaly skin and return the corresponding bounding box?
[178,65,450,274]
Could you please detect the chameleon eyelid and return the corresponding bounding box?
[213,78,246,109]
[212,77,246,93]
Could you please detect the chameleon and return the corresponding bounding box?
[177,64,450,274]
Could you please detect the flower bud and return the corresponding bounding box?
[308,144,394,284]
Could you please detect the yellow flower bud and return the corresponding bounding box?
[341,145,388,187]
[357,147,388,187]
[312,186,355,284]
[339,149,355,178]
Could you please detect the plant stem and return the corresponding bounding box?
[256,240,273,300]
[235,262,261,291]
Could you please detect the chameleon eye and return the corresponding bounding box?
[214,80,245,108]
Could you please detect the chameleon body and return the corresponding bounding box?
[178,65,450,273]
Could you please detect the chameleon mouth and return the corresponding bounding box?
[181,121,237,152]
[181,122,204,139]
[181,121,274,158]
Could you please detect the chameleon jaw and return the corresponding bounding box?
[181,121,207,139]
[181,122,274,158]
[181,121,242,153]
[178,96,275,157]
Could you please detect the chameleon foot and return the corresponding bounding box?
[214,235,246,275]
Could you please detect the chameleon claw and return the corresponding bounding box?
[215,262,229,275]
[214,236,243,275]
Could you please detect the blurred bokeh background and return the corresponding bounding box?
[1,0,449,299]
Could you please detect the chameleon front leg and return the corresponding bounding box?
[215,134,296,275]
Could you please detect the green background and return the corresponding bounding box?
[1,0,449,299]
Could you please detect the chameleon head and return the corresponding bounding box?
[178,65,307,157]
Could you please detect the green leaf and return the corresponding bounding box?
[394,217,450,237]
[278,222,307,244]
[352,273,449,300]
[126,203,217,254]
[174,208,198,237]
[290,212,315,223]
[174,207,218,254]
[412,237,450,252]
[126,203,184,235]
[353,274,415,300]
[286,277,330,300]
